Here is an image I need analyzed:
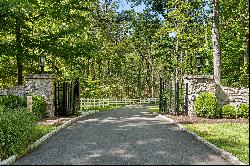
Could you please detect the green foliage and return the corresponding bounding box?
[0,95,47,119]
[221,104,236,118]
[194,92,219,118]
[185,123,249,164]
[32,96,47,119]
[237,104,249,118]
[0,95,26,109]
[220,0,249,88]
[0,108,37,160]
[0,0,248,99]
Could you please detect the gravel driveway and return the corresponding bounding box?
[14,105,231,165]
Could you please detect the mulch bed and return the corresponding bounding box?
[37,117,74,126]
[164,114,249,124]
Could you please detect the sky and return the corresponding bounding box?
[117,0,146,13]
[116,0,209,37]
[117,0,210,13]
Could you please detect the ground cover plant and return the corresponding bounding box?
[0,95,52,161]
[0,107,56,161]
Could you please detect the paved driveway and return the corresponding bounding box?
[14,106,231,165]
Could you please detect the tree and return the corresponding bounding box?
[212,0,221,84]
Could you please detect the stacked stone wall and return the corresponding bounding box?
[185,75,249,116]
[0,74,57,117]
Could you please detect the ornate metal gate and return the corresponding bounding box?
[54,80,80,116]
[159,77,188,115]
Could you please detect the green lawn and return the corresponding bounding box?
[148,106,160,113]
[184,123,249,164]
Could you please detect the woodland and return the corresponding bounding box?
[0,0,249,98]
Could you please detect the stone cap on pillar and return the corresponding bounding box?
[25,74,58,80]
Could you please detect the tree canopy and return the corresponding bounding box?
[0,0,248,98]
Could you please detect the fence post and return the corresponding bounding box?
[164,79,168,113]
[169,80,172,113]
[54,82,57,115]
[174,80,179,116]
[63,82,67,116]
[27,96,32,112]
[159,77,163,113]
[185,81,188,115]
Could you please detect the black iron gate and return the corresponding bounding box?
[159,77,188,115]
[54,80,80,116]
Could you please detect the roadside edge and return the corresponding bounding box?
[155,113,247,165]
[0,110,99,165]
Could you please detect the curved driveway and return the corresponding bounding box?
[14,106,230,165]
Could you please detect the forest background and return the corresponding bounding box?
[0,0,249,99]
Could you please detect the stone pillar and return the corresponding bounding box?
[25,74,57,117]
[184,75,217,116]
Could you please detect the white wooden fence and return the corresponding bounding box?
[80,98,159,109]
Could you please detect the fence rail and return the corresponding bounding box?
[80,98,159,110]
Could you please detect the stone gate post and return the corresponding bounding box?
[25,74,57,117]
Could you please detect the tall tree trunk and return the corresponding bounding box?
[151,66,154,97]
[137,62,142,98]
[212,0,221,84]
[16,18,23,85]
[244,1,249,69]
[175,38,178,83]
[146,60,150,98]
[244,33,249,69]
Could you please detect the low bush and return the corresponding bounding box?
[194,92,220,118]
[0,95,26,109]
[0,108,37,160]
[0,105,6,112]
[237,104,249,118]
[221,104,236,118]
[32,96,47,119]
[0,95,47,119]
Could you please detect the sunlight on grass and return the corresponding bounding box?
[184,123,249,164]
[35,125,57,135]
[148,106,159,113]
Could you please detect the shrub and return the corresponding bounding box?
[0,108,37,160]
[0,105,6,112]
[194,92,219,118]
[237,104,249,118]
[221,104,236,118]
[0,95,26,109]
[0,95,47,119]
[32,96,47,119]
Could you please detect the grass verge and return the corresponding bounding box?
[184,123,249,164]
[17,125,57,158]
[148,106,160,113]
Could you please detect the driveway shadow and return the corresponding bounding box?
[14,106,231,165]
